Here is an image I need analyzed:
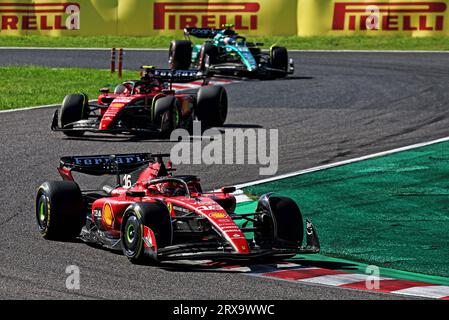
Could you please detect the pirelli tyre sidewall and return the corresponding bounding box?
[36,181,84,240]
[120,202,172,264]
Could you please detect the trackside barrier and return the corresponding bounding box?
[1,0,449,37]
[110,48,116,73]
[110,48,123,77]
[118,48,123,78]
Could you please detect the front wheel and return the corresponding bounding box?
[60,93,89,137]
[270,46,289,78]
[121,202,172,264]
[254,195,304,249]
[196,86,228,127]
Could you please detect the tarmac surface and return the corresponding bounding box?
[1,49,448,299]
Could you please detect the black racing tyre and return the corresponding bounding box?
[121,202,172,264]
[255,196,304,247]
[270,46,288,77]
[169,40,192,70]
[196,86,228,127]
[60,93,89,137]
[36,181,84,240]
[199,43,218,72]
[153,96,179,136]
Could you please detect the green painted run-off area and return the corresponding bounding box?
[241,141,449,278]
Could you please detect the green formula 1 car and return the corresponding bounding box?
[168,25,294,79]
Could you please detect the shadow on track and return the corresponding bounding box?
[60,123,264,143]
[221,123,264,129]
[62,134,176,143]
[157,257,358,274]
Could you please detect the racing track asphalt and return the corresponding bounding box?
[2,49,449,299]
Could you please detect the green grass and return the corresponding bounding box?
[243,141,449,278]
[0,66,138,110]
[1,35,449,50]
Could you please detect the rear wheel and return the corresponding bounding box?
[36,181,84,240]
[121,202,172,264]
[169,40,192,70]
[60,93,89,137]
[196,86,228,127]
[270,46,288,78]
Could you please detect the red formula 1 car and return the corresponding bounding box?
[36,153,320,263]
[51,67,228,137]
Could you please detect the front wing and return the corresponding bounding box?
[206,60,295,79]
[153,220,320,262]
[51,109,162,135]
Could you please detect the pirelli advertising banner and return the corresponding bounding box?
[0,0,297,36]
[0,0,449,36]
[298,0,449,36]
[0,0,117,36]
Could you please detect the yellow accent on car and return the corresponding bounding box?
[209,212,227,219]
[103,203,114,227]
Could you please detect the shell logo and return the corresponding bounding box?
[209,212,227,219]
[102,203,114,227]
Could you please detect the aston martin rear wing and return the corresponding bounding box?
[184,27,217,39]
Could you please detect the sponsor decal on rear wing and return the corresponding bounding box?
[183,27,218,38]
[59,153,167,175]
[141,67,207,84]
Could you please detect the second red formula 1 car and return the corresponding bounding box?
[51,67,228,138]
[36,153,320,264]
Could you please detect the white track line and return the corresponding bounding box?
[0,103,60,113]
[234,135,449,190]
[290,50,449,53]
[300,274,390,286]
[0,99,98,114]
[0,47,167,51]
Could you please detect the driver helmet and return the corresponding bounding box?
[223,37,235,45]
[222,27,235,36]
[155,181,186,197]
[114,84,127,94]
[141,66,157,81]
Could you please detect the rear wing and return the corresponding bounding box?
[141,67,207,85]
[184,27,217,39]
[59,153,170,176]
